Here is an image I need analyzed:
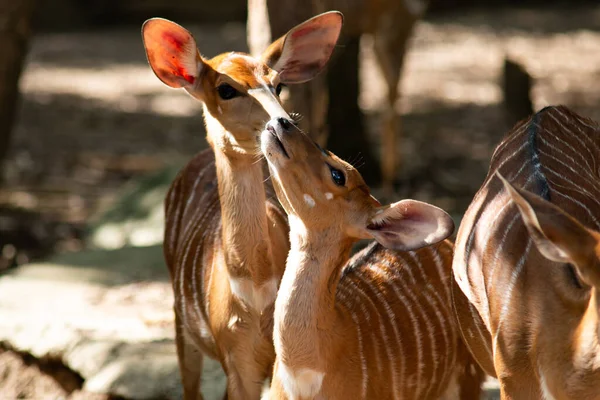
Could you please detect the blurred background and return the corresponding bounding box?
[0,0,598,398]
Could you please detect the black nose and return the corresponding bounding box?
[278,117,293,132]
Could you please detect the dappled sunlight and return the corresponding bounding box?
[360,19,600,114]
[21,65,200,117]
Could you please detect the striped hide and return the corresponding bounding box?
[164,149,288,397]
[260,117,484,400]
[452,105,600,399]
[327,241,484,400]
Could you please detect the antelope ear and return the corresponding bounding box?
[498,173,596,264]
[365,200,454,251]
[142,18,204,89]
[261,11,343,84]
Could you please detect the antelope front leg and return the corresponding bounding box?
[221,325,275,400]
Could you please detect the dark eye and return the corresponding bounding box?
[276,83,285,96]
[217,83,238,100]
[565,263,584,289]
[329,166,346,186]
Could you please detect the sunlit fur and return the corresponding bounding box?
[453,105,600,399]
[144,13,342,399]
[261,120,484,399]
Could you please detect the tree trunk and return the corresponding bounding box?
[0,0,34,182]
[326,36,380,184]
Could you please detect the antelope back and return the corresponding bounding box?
[334,240,480,399]
[453,105,600,395]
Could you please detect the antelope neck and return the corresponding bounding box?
[211,129,274,284]
[274,219,353,366]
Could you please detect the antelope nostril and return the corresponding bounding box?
[278,117,293,131]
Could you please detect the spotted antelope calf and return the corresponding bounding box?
[260,117,484,399]
[453,105,600,399]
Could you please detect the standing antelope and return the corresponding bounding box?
[453,105,600,399]
[260,116,484,399]
[142,13,343,399]
[249,0,429,192]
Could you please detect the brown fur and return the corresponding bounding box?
[453,105,600,399]
[143,14,342,399]
[261,119,484,399]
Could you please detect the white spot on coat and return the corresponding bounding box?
[304,194,316,207]
[325,192,333,200]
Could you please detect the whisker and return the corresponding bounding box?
[290,112,304,123]
[348,152,365,169]
[252,154,265,166]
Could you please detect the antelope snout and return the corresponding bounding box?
[266,117,295,136]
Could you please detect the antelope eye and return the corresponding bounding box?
[217,83,238,100]
[276,83,285,96]
[565,263,584,289]
[329,166,346,186]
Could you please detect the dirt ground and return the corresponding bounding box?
[0,4,599,398]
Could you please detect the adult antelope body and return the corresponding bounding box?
[260,117,484,399]
[248,0,429,191]
[453,105,600,399]
[142,13,342,399]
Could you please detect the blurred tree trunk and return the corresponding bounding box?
[0,0,34,182]
[255,1,381,184]
[326,37,380,184]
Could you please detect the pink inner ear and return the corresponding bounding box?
[291,25,319,39]
[274,12,343,84]
[143,19,198,88]
[158,31,196,84]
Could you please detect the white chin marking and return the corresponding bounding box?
[303,194,316,208]
[277,363,325,399]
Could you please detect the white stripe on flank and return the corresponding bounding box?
[394,267,438,398]
[547,109,596,161]
[166,182,180,254]
[468,300,494,361]
[377,267,424,396]
[337,286,368,398]
[191,242,204,324]
[407,251,449,390]
[354,271,401,400]
[537,149,600,197]
[178,196,219,329]
[493,240,532,356]
[484,173,536,292]
[490,120,528,162]
[428,248,455,385]
[344,278,387,375]
[537,124,593,172]
[179,162,215,246]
